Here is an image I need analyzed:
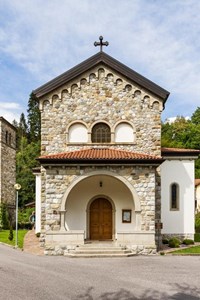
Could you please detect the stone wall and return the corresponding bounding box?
[38,63,163,255]
[40,165,157,253]
[39,65,163,157]
[0,118,16,205]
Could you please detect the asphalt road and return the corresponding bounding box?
[0,244,200,300]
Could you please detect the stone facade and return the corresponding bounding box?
[39,65,163,156]
[0,117,16,206]
[35,55,169,255]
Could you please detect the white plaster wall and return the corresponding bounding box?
[115,123,134,142]
[161,160,195,235]
[65,175,135,238]
[68,123,88,142]
[35,173,41,234]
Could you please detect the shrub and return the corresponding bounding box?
[195,213,200,233]
[162,238,169,244]
[194,233,200,242]
[0,203,9,229]
[168,237,180,248]
[182,239,194,245]
[18,222,32,230]
[8,226,14,241]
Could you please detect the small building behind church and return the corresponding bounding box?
[195,179,200,213]
[0,117,16,206]
[33,40,199,256]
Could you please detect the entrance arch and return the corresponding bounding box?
[90,198,112,240]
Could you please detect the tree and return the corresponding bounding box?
[16,137,40,207]
[27,92,41,142]
[162,112,200,178]
[191,107,200,125]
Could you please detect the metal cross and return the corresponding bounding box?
[94,36,109,52]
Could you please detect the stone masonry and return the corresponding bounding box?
[39,65,163,156]
[0,117,16,206]
[37,62,165,255]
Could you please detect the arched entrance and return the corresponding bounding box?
[90,198,112,240]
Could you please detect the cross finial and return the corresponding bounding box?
[94,36,109,52]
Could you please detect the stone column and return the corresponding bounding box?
[135,210,141,230]
[59,210,66,231]
[33,168,41,234]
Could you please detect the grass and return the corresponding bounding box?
[0,229,28,248]
[170,246,200,255]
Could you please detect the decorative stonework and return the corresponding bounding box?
[39,65,163,157]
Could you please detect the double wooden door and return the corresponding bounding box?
[90,198,112,240]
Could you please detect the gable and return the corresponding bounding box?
[33,52,169,103]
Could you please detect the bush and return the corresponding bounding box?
[195,213,200,233]
[0,204,9,229]
[18,222,32,230]
[18,208,35,224]
[194,233,200,242]
[8,226,13,241]
[18,208,35,230]
[182,239,194,245]
[162,238,169,244]
[168,237,180,248]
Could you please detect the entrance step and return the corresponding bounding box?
[65,244,135,258]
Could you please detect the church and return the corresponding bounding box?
[33,37,199,256]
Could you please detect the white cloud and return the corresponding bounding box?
[0,101,22,122]
[0,0,200,120]
[0,102,21,109]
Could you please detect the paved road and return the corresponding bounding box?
[0,244,200,300]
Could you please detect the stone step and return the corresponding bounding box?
[64,252,136,258]
[73,249,131,254]
[65,244,135,258]
[76,247,126,251]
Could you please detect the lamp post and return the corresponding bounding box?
[14,183,21,248]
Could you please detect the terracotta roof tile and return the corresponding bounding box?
[161,147,200,153]
[39,148,162,161]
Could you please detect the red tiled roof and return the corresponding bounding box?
[161,147,200,153]
[39,148,162,161]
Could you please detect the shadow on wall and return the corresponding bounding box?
[73,284,200,300]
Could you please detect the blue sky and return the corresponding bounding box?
[0,0,200,123]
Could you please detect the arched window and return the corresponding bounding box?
[170,183,179,210]
[115,123,134,142]
[68,123,87,143]
[92,123,111,143]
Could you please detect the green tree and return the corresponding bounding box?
[162,111,200,178]
[16,137,40,207]
[27,92,41,142]
[191,107,200,125]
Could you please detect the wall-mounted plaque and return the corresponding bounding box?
[122,209,131,223]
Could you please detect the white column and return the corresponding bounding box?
[59,210,66,231]
[35,173,41,234]
[135,211,141,230]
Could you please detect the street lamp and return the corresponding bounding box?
[14,183,21,248]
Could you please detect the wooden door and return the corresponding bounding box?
[90,198,112,240]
